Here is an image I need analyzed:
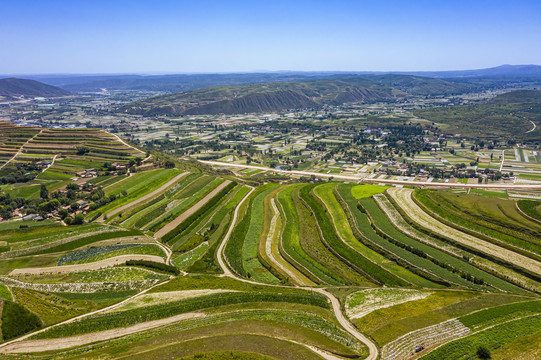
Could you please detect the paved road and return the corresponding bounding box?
[200,160,541,190]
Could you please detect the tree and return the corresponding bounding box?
[476,346,491,359]
[40,184,48,200]
[72,213,84,225]
[164,160,175,169]
[58,209,68,219]
[66,183,79,191]
[76,146,90,155]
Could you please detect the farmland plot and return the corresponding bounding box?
[387,187,541,279]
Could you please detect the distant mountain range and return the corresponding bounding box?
[5,64,541,93]
[0,78,71,99]
[119,75,476,116]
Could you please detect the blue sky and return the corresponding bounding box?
[1,0,540,74]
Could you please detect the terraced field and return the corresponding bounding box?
[0,134,539,359]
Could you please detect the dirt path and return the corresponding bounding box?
[0,129,43,170]
[0,180,377,359]
[217,186,254,277]
[199,160,541,190]
[154,180,232,239]
[216,188,379,360]
[265,198,312,286]
[0,311,203,353]
[387,187,541,277]
[41,154,57,173]
[9,254,165,275]
[526,119,536,133]
[97,171,189,222]
[153,238,173,265]
[312,288,379,360]
[110,132,146,156]
[0,274,174,351]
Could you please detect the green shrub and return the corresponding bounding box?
[125,260,180,275]
[1,300,42,340]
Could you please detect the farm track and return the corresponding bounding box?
[8,254,165,275]
[217,187,379,360]
[154,180,232,239]
[265,198,312,286]
[41,154,57,172]
[0,129,43,170]
[110,133,146,155]
[387,188,541,277]
[199,160,541,189]
[0,312,204,354]
[4,159,537,360]
[0,274,175,351]
[526,119,537,133]
[97,171,190,222]
[218,186,255,277]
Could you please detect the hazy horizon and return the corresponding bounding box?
[1,63,540,77]
[1,0,540,74]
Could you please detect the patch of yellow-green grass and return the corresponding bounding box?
[0,283,13,301]
[490,329,541,360]
[354,290,531,346]
[351,184,389,199]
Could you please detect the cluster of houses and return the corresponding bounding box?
[75,168,97,178]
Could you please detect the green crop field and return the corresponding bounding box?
[0,121,539,360]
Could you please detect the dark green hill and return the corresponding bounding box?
[120,75,471,116]
[488,90,541,105]
[413,90,541,142]
[0,78,71,98]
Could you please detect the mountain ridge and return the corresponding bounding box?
[119,75,472,116]
[0,78,71,99]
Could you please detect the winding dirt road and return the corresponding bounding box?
[0,129,43,170]
[217,186,379,360]
[0,180,378,359]
[217,186,254,277]
[0,275,174,352]
[9,254,165,275]
[526,119,537,134]
[0,312,204,354]
[110,133,146,156]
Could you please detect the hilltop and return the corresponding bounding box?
[119,75,473,116]
[488,89,541,104]
[413,90,541,141]
[0,78,71,99]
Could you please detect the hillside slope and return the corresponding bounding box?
[120,75,472,116]
[0,78,71,99]
[413,90,541,142]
